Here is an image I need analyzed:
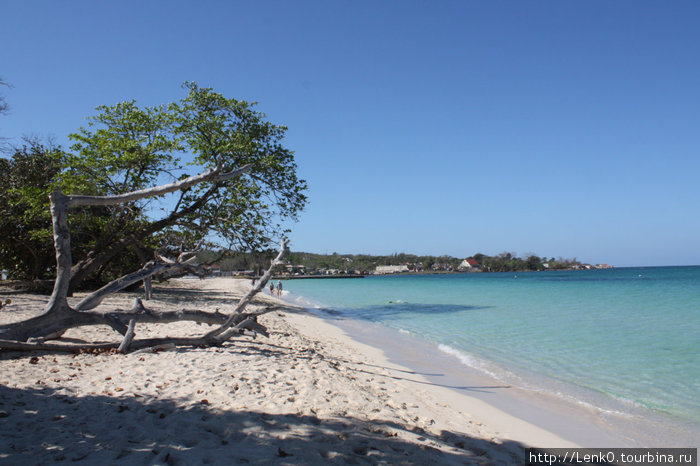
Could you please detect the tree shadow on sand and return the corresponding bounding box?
[0,383,526,465]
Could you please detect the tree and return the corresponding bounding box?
[524,254,543,271]
[0,161,292,351]
[1,82,307,291]
[0,83,306,351]
[472,253,486,264]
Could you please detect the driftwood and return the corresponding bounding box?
[0,164,290,353]
[117,319,137,353]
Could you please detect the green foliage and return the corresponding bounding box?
[0,142,66,280]
[1,83,307,288]
[525,254,544,271]
[475,252,579,272]
[0,141,125,282]
[278,251,579,274]
[65,100,182,196]
[284,252,460,273]
[198,249,276,273]
[168,82,307,249]
[544,257,581,270]
[64,82,306,252]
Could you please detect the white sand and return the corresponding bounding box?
[0,278,574,464]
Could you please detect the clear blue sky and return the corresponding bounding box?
[2,1,699,267]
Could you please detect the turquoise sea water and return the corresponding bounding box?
[284,266,700,433]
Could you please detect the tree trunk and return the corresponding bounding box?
[0,164,294,353]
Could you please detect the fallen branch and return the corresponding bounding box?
[0,314,271,354]
[203,239,288,343]
[117,319,136,353]
[0,339,119,353]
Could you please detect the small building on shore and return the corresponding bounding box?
[374,265,410,274]
[284,264,306,276]
[458,258,480,271]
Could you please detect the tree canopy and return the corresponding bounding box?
[0,83,307,288]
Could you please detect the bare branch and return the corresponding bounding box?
[0,300,263,350]
[75,260,171,311]
[118,319,137,353]
[67,164,252,207]
[203,238,288,343]
[0,339,119,353]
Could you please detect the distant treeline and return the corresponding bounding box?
[287,252,458,273]
[470,253,580,272]
[198,250,582,274]
[197,250,278,274]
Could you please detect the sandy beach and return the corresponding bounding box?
[2,278,581,464]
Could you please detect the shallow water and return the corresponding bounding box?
[284,267,700,438]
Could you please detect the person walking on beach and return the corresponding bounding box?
[277,280,283,297]
[269,282,274,296]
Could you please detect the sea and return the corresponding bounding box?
[282,266,700,446]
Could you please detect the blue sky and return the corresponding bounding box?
[1,1,698,266]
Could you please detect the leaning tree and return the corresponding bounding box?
[3,81,306,291]
[0,83,306,291]
[0,83,307,352]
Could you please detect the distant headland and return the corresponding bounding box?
[196,251,613,278]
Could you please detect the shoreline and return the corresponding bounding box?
[323,315,700,448]
[262,283,623,450]
[279,283,696,448]
[2,277,696,464]
[1,278,531,464]
[281,270,700,449]
[283,308,579,449]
